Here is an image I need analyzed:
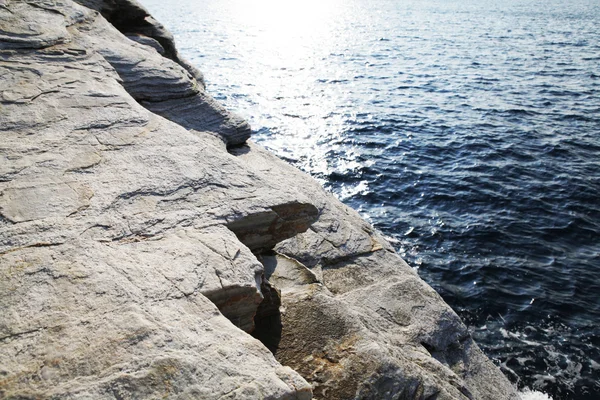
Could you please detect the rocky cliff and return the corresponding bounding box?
[0,1,520,399]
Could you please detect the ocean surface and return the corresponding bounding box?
[140,0,600,398]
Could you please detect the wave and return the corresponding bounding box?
[520,389,554,400]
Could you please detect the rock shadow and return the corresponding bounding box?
[251,271,282,354]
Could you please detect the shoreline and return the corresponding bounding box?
[1,0,520,398]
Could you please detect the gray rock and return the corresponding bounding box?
[0,243,311,400]
[0,0,521,399]
[0,1,81,49]
[1,1,313,397]
[228,202,319,253]
[74,0,206,87]
[72,11,250,145]
[232,146,520,399]
[125,34,166,55]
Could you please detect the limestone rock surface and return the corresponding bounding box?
[1,1,312,398]
[1,0,520,399]
[234,144,521,400]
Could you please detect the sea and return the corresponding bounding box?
[140,0,600,398]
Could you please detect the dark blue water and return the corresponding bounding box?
[141,0,600,398]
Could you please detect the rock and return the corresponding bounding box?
[0,243,311,400]
[75,0,205,86]
[0,0,520,399]
[126,34,166,55]
[1,1,313,397]
[232,145,520,399]
[0,1,80,49]
[227,202,319,253]
[72,7,251,146]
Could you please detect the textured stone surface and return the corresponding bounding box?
[1,0,520,399]
[232,146,520,399]
[0,244,311,400]
[1,1,312,398]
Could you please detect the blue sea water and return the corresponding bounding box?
[140,0,600,398]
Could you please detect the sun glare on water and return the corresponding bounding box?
[220,0,354,180]
[233,0,341,53]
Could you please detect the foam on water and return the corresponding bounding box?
[520,389,554,400]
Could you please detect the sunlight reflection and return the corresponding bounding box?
[225,0,354,185]
[234,0,340,43]
[231,0,343,66]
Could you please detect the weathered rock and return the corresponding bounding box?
[228,202,319,253]
[0,243,311,400]
[1,0,520,399]
[125,33,166,55]
[1,1,314,397]
[74,0,205,86]
[72,4,251,146]
[0,1,83,50]
[232,145,520,399]
[257,250,519,400]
